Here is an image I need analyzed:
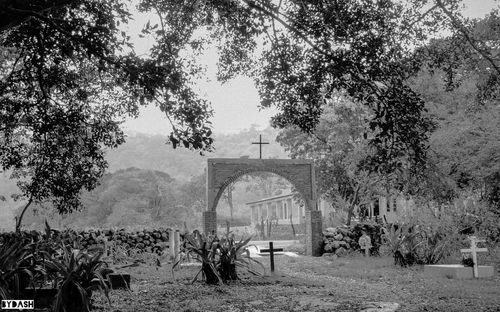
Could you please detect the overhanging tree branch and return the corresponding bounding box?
[240,0,331,57]
[0,0,77,32]
[435,0,500,76]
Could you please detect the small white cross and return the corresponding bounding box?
[460,236,488,278]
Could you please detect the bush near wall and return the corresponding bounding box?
[323,222,383,256]
[0,228,173,254]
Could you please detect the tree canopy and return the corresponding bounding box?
[2,0,499,226]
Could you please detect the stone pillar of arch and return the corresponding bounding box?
[203,158,323,256]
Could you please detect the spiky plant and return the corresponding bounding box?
[173,231,221,285]
[0,237,34,300]
[173,230,263,285]
[382,224,422,267]
[216,233,263,282]
[49,245,110,312]
[416,227,459,265]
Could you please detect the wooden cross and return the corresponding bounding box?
[260,242,283,273]
[460,236,488,278]
[251,135,269,159]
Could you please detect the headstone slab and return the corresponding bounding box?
[424,264,495,279]
[107,273,131,289]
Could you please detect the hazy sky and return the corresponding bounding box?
[122,0,499,135]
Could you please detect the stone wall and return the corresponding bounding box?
[0,228,172,254]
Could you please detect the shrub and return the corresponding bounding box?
[382,218,462,267]
[0,236,34,300]
[382,224,420,266]
[49,245,111,312]
[174,230,263,285]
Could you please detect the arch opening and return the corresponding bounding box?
[203,158,323,256]
[213,171,308,238]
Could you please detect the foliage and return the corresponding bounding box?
[0,225,114,312]
[2,0,500,231]
[382,224,421,267]
[0,236,34,300]
[382,206,464,267]
[407,12,500,203]
[173,230,263,285]
[484,172,500,213]
[412,10,500,105]
[277,94,389,225]
[0,0,214,230]
[18,168,197,229]
[181,0,436,175]
[1,0,457,222]
[48,245,111,312]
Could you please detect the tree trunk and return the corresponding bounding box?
[260,218,265,240]
[346,185,361,226]
[266,219,272,239]
[218,258,238,282]
[15,197,33,233]
[227,188,233,222]
[202,262,220,285]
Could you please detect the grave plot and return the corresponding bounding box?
[424,236,495,279]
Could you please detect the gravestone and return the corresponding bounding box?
[259,242,283,273]
[424,236,494,279]
[358,232,372,256]
[107,273,131,289]
[168,229,180,261]
[460,236,489,278]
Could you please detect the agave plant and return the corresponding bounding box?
[216,233,263,282]
[173,230,263,285]
[382,224,422,267]
[173,231,221,285]
[48,244,111,312]
[0,236,35,301]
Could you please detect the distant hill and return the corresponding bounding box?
[105,125,288,180]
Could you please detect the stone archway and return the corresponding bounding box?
[203,158,323,256]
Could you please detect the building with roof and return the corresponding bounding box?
[245,192,417,226]
[245,193,331,226]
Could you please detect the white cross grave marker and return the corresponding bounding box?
[460,236,488,278]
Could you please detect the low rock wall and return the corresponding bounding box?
[0,228,173,254]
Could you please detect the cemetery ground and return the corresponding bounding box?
[92,248,500,312]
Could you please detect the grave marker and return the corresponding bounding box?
[251,135,269,159]
[358,232,372,256]
[460,236,488,278]
[260,242,283,273]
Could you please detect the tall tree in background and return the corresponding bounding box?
[408,12,500,204]
[278,93,387,225]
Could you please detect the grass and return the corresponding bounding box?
[86,252,500,312]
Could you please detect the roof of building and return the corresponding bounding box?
[245,193,294,205]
